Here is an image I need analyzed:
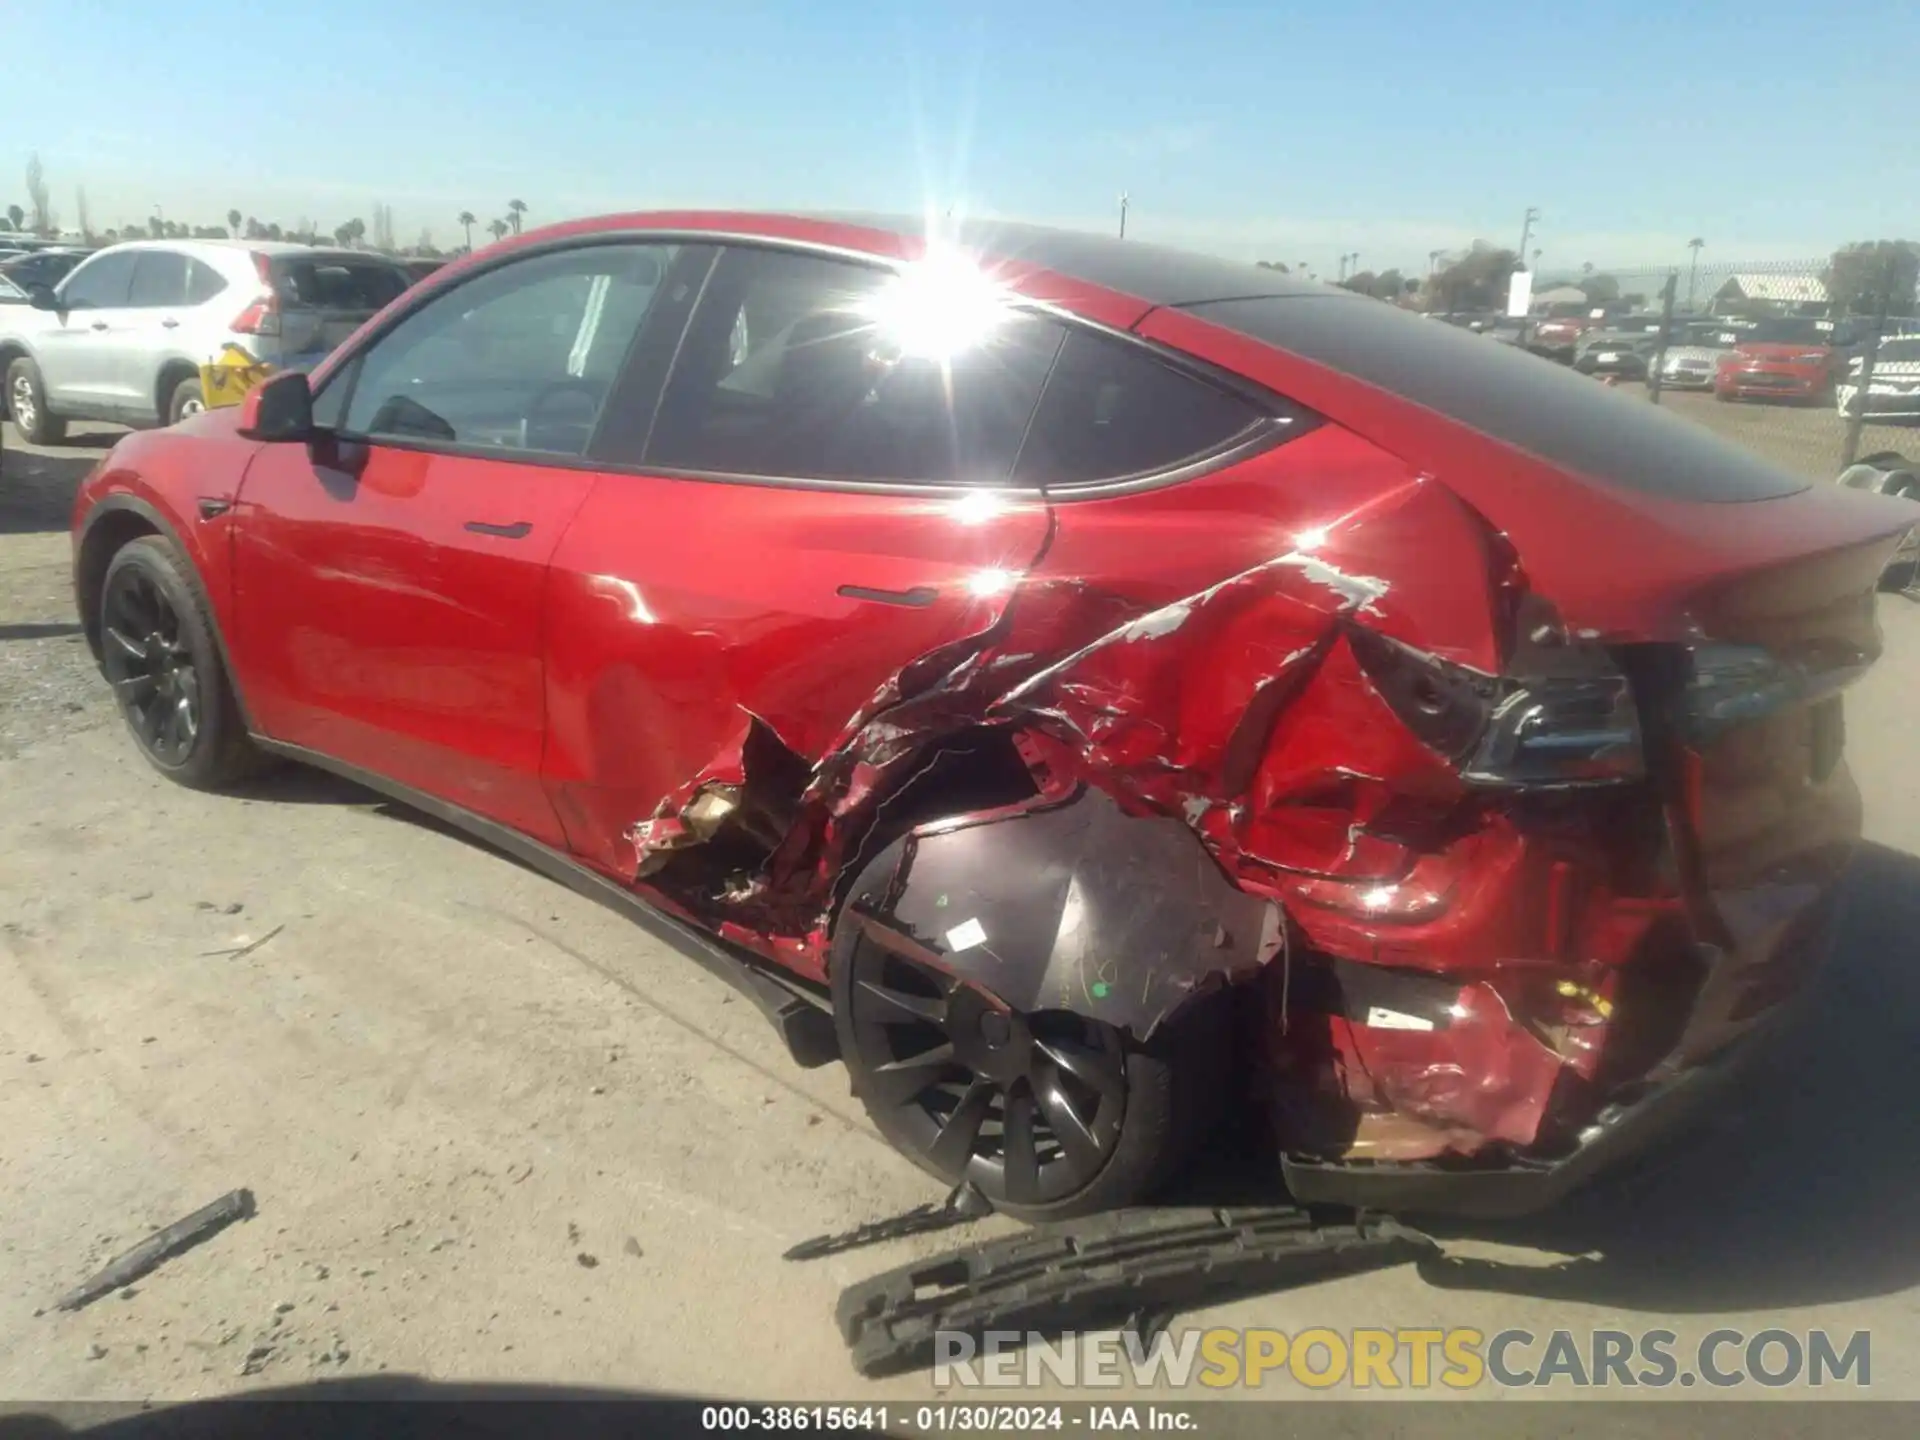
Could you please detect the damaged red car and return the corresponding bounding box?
[71,212,1915,1222]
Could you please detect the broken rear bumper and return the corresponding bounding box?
[1278,946,1811,1220]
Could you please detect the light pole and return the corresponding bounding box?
[1118,193,1128,239]
[1428,249,1442,278]
[1687,237,1705,307]
[1517,206,1540,268]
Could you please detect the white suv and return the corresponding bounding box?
[0,239,411,443]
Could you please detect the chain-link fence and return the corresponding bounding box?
[1505,251,1920,486]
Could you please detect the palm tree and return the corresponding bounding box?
[458,210,476,251]
[346,217,367,247]
[487,218,510,242]
[507,199,526,235]
[227,208,242,236]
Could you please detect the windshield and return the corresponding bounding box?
[1745,318,1830,345]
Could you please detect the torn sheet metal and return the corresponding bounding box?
[842,785,1282,1037]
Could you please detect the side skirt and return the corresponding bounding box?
[249,738,842,1069]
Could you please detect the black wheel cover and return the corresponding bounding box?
[100,563,202,767]
[843,932,1128,1207]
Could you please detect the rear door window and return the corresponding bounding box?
[644,246,1062,484]
[128,251,190,308]
[1012,329,1266,486]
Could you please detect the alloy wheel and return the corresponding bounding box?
[843,937,1128,1207]
[100,565,202,767]
[10,373,35,433]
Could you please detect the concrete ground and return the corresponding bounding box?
[3,416,1920,1411]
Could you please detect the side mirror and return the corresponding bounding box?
[27,284,59,310]
[238,370,314,442]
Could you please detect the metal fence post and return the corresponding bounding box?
[1840,251,1896,470]
[1647,270,1678,405]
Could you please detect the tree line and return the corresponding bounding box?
[0,152,533,259]
[1268,236,1920,318]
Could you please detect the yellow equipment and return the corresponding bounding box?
[199,344,277,410]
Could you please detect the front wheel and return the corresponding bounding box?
[99,536,268,790]
[830,850,1228,1222]
[7,357,68,444]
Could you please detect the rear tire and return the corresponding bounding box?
[7,357,67,444]
[830,842,1231,1222]
[166,374,206,426]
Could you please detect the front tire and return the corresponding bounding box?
[830,844,1228,1222]
[99,536,266,790]
[7,357,68,444]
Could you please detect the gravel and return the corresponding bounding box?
[0,424,118,761]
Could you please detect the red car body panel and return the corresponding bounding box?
[541,475,1053,919]
[227,442,596,847]
[68,210,1920,1213]
[1713,341,1838,401]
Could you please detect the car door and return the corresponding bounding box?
[230,240,685,846]
[541,243,1061,882]
[121,248,198,418]
[35,250,139,412]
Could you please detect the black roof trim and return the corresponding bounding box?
[791,212,1329,307]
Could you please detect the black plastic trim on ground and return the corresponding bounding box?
[833,1204,1436,1378]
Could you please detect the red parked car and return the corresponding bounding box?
[70,212,1915,1222]
[1713,316,1846,402]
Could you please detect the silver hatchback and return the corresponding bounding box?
[0,239,410,442]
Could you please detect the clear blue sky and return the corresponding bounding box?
[4,0,1916,278]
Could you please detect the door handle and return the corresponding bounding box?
[161,318,180,329]
[838,583,938,607]
[464,520,532,539]
[90,321,108,331]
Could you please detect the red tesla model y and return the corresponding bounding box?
[69,212,1916,1221]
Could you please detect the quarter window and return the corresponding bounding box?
[645,247,1063,485]
[186,258,228,305]
[1013,330,1265,486]
[335,243,674,457]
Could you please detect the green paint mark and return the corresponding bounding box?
[1091,981,1112,1000]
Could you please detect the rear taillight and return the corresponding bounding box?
[1348,625,1643,787]
[232,252,280,336]
[231,298,279,336]
[1684,643,1869,741]
[1464,671,1642,785]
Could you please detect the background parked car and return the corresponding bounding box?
[1528,307,1610,362]
[1,247,92,291]
[0,239,411,441]
[1837,334,1920,422]
[1573,315,1664,377]
[1652,319,1737,389]
[1713,316,1846,404]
